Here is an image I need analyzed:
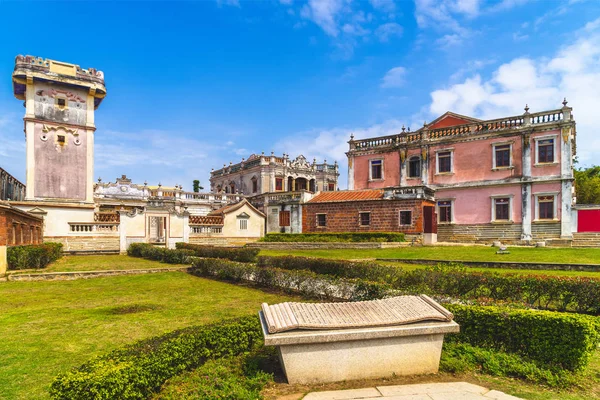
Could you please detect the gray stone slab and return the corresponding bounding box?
[484,390,523,400]
[379,395,433,400]
[377,382,486,396]
[303,388,382,399]
[428,393,488,400]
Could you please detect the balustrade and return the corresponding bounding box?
[94,212,120,223]
[189,215,224,225]
[190,226,223,234]
[530,110,563,124]
[69,223,119,233]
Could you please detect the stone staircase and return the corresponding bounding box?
[572,232,600,248]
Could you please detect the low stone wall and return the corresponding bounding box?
[247,242,409,250]
[46,236,120,253]
[189,236,261,247]
[6,266,191,281]
[377,258,600,272]
[438,223,562,244]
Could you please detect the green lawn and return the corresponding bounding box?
[260,246,600,265]
[8,254,188,274]
[0,271,294,400]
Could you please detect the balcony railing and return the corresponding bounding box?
[69,222,119,234]
[191,226,223,234]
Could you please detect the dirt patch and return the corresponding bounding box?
[103,304,163,315]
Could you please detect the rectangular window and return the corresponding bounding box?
[316,214,327,227]
[399,211,412,226]
[437,151,452,173]
[328,182,335,191]
[57,98,66,108]
[438,201,452,223]
[494,145,511,168]
[239,219,248,230]
[57,135,66,144]
[494,198,510,221]
[408,157,421,178]
[279,211,291,227]
[538,139,554,163]
[275,178,283,191]
[252,179,258,193]
[359,212,371,226]
[538,196,554,219]
[370,160,383,180]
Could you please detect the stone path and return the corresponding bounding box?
[4,266,191,281]
[302,382,522,400]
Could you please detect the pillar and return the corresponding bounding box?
[521,130,532,241]
[400,150,407,187]
[119,211,127,254]
[560,125,574,239]
[0,245,6,275]
[348,155,355,190]
[421,147,429,186]
[183,213,190,243]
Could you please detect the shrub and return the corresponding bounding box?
[190,257,393,301]
[257,255,404,284]
[440,343,574,387]
[6,242,63,270]
[127,243,194,264]
[259,232,405,242]
[49,316,262,400]
[175,243,259,263]
[154,353,272,400]
[446,304,600,372]
[398,264,600,314]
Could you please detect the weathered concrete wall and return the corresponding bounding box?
[33,123,88,200]
[33,82,88,126]
[266,204,302,233]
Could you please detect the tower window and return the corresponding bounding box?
[57,135,66,144]
[57,98,66,108]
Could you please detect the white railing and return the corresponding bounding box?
[191,226,223,234]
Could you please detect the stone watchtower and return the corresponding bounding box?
[12,56,106,203]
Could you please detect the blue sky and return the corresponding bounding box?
[1,0,599,190]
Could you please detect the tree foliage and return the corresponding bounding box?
[575,166,600,204]
[192,180,203,193]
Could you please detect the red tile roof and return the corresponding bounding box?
[308,189,384,203]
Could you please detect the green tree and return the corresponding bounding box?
[192,180,204,193]
[574,166,600,204]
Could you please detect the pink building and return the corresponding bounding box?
[347,101,576,244]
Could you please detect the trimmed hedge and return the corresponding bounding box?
[7,242,63,270]
[446,304,600,372]
[440,343,574,387]
[259,257,600,315]
[176,242,259,263]
[191,257,393,301]
[49,316,262,400]
[259,232,405,243]
[127,243,194,264]
[257,255,404,283]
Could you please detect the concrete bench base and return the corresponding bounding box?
[260,313,459,384]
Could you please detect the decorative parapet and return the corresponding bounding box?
[384,186,435,201]
[350,106,572,152]
[189,215,224,225]
[182,192,242,204]
[0,167,26,201]
[94,212,120,223]
[14,55,105,82]
[211,154,339,177]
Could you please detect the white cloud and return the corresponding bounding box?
[301,0,344,37]
[375,22,403,42]
[369,0,396,13]
[216,0,240,7]
[428,27,600,165]
[381,66,407,88]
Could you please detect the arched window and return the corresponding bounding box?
[408,156,421,178]
[251,177,258,193]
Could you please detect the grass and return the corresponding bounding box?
[259,246,600,264]
[0,271,294,400]
[8,254,188,274]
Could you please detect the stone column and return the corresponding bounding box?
[521,129,532,241]
[560,124,574,239]
[118,211,127,254]
[183,212,190,243]
[421,147,429,186]
[348,155,355,190]
[0,245,6,275]
[400,149,407,187]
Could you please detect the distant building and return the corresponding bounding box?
[346,102,576,244]
[210,153,339,195]
[0,168,25,201]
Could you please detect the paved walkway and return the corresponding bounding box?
[302,382,522,400]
